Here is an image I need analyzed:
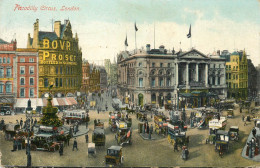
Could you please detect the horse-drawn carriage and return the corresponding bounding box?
[3,123,20,141]
[206,117,227,144]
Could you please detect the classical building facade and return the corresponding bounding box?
[27,19,82,98]
[117,45,226,108]
[98,66,107,92]
[0,39,17,109]
[223,50,248,100]
[89,66,100,93]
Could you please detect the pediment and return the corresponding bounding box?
[179,49,209,59]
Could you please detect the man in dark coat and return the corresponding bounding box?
[147,124,150,134]
[85,134,88,143]
[174,142,178,152]
[59,143,64,156]
[73,138,78,151]
[20,118,23,129]
[252,127,257,137]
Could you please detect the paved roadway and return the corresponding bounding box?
[0,97,260,167]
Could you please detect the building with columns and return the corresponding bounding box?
[117,45,227,108]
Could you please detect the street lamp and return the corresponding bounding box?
[25,99,33,167]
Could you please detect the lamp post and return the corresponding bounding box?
[177,85,186,111]
[26,99,33,168]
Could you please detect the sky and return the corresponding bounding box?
[0,0,260,66]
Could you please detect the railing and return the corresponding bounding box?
[189,81,205,87]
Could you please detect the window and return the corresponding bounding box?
[29,88,34,97]
[55,78,59,87]
[139,71,142,75]
[0,68,3,77]
[159,78,163,86]
[160,63,163,67]
[60,78,63,87]
[6,68,11,77]
[218,77,220,85]
[29,58,34,62]
[5,82,11,93]
[159,70,163,75]
[29,78,34,85]
[139,78,143,87]
[7,57,10,63]
[151,78,155,87]
[229,73,231,79]
[20,77,25,85]
[20,58,25,63]
[3,58,6,63]
[55,66,58,74]
[139,62,142,67]
[20,88,25,97]
[44,78,48,87]
[168,63,170,67]
[29,66,34,74]
[60,67,63,74]
[166,78,171,86]
[20,66,25,74]
[152,63,155,67]
[0,58,2,63]
[236,75,238,80]
[0,82,3,93]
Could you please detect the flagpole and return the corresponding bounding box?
[135,28,137,54]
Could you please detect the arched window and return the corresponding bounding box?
[150,69,155,75]
[159,70,163,75]
[139,71,143,75]
[166,70,171,76]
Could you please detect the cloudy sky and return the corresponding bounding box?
[0,0,260,66]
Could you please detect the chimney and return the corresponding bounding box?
[172,47,175,55]
[32,19,39,48]
[146,44,150,52]
[217,50,220,56]
[54,21,61,38]
[159,45,165,53]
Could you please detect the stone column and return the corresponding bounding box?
[175,63,178,86]
[196,63,199,82]
[186,63,189,86]
[205,64,208,86]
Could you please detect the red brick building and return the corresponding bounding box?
[0,39,17,110]
[15,48,38,112]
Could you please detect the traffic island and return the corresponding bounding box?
[241,127,260,161]
[139,133,165,140]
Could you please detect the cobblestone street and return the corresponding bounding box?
[1,104,260,167]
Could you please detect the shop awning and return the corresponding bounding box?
[56,98,67,106]
[52,98,59,106]
[66,97,78,105]
[179,93,193,97]
[15,98,37,109]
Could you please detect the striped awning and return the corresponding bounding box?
[56,98,67,106]
[66,97,78,105]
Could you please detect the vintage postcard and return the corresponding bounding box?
[0,0,260,167]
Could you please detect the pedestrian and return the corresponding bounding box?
[59,143,64,156]
[144,122,147,133]
[252,127,257,137]
[147,124,150,134]
[85,133,88,143]
[31,118,34,126]
[34,118,37,125]
[16,119,19,125]
[98,107,100,114]
[67,137,70,146]
[150,124,153,134]
[94,119,97,126]
[86,121,88,129]
[174,142,178,152]
[240,107,242,113]
[20,118,23,129]
[72,138,78,151]
[242,115,245,122]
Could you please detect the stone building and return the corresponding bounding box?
[81,59,90,94]
[117,45,226,108]
[97,66,107,92]
[0,39,17,109]
[104,59,111,84]
[27,19,82,98]
[89,65,100,93]
[247,59,257,99]
[223,50,248,100]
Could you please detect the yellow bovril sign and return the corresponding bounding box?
[39,39,78,65]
